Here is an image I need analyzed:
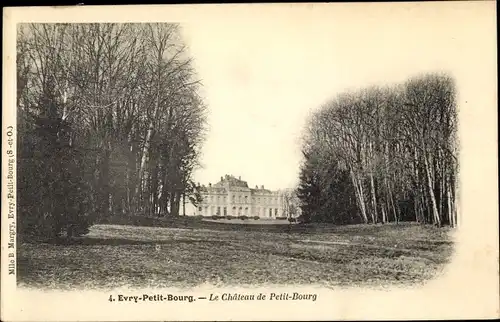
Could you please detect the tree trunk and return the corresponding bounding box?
[439,168,445,222]
[169,191,181,216]
[136,42,163,213]
[369,173,378,224]
[423,152,441,226]
[420,189,427,223]
[381,203,387,224]
[126,129,135,214]
[350,169,368,223]
[151,163,159,216]
[160,174,170,216]
[447,182,453,228]
[414,196,420,223]
[136,124,153,212]
[169,191,176,215]
[387,182,397,223]
[452,181,458,227]
[357,177,369,224]
[182,192,186,216]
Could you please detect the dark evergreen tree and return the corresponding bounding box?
[18,102,92,240]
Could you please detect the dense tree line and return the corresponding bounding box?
[298,73,458,227]
[17,23,207,239]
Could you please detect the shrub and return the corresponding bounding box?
[238,215,249,220]
[297,214,312,224]
[276,216,288,220]
[253,216,260,220]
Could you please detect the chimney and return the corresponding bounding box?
[261,185,264,189]
[221,176,223,181]
[197,182,200,187]
[255,185,258,189]
[238,176,241,180]
[209,183,212,188]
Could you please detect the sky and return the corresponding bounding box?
[178,2,494,191]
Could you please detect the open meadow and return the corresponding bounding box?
[18,217,454,290]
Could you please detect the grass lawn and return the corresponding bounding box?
[17,218,454,290]
[201,218,292,225]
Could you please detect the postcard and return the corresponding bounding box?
[1,2,498,321]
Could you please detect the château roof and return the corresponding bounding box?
[250,187,272,194]
[214,174,249,188]
[198,174,275,194]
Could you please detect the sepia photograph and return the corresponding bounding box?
[2,2,498,321]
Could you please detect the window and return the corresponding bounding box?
[275,208,278,216]
[269,208,272,217]
[217,207,221,215]
[198,206,202,212]
[223,207,227,216]
[232,195,235,202]
[244,196,248,203]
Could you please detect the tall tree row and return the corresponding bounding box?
[17,23,207,239]
[298,73,458,227]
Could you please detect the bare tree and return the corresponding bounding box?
[298,73,458,227]
[17,23,207,238]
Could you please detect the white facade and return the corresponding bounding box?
[193,174,287,219]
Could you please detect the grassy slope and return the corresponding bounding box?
[18,218,454,290]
